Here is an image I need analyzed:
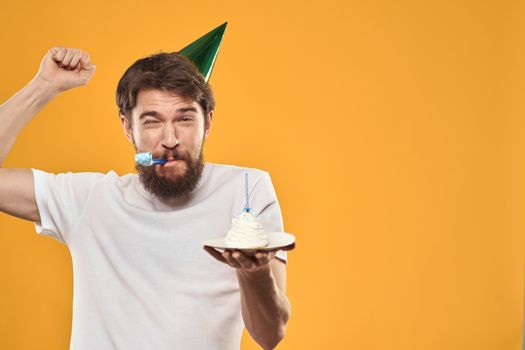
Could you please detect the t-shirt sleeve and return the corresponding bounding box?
[250,171,289,264]
[31,168,103,245]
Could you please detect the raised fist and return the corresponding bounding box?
[35,47,96,93]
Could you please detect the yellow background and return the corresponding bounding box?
[0,0,524,349]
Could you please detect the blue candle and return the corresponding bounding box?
[244,172,251,213]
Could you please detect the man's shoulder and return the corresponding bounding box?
[205,162,270,181]
[32,168,133,187]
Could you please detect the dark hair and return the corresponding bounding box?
[116,52,215,127]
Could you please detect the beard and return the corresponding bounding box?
[135,146,205,202]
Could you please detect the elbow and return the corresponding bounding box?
[255,326,286,350]
[275,325,287,348]
[255,309,291,350]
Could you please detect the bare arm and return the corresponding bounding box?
[236,258,290,350]
[204,247,291,350]
[0,47,96,222]
[0,77,57,166]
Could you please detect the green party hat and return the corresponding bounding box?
[179,22,227,82]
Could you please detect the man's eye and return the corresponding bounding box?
[144,120,158,124]
[180,117,193,122]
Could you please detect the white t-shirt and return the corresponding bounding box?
[31,162,287,350]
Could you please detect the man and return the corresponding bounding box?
[0,45,291,350]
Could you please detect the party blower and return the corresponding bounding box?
[135,152,167,166]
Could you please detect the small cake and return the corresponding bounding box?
[225,211,268,249]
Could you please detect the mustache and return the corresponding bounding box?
[154,149,188,162]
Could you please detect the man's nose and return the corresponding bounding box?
[162,125,180,148]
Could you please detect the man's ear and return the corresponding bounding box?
[120,115,134,143]
[204,111,213,139]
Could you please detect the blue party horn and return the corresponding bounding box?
[135,152,167,166]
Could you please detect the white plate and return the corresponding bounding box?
[203,232,296,252]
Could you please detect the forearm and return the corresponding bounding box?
[0,77,58,166]
[236,266,291,350]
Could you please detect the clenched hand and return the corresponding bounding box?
[35,47,96,94]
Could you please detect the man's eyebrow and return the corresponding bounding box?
[177,107,198,113]
[138,107,199,120]
[138,111,159,120]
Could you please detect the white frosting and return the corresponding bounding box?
[225,211,268,248]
